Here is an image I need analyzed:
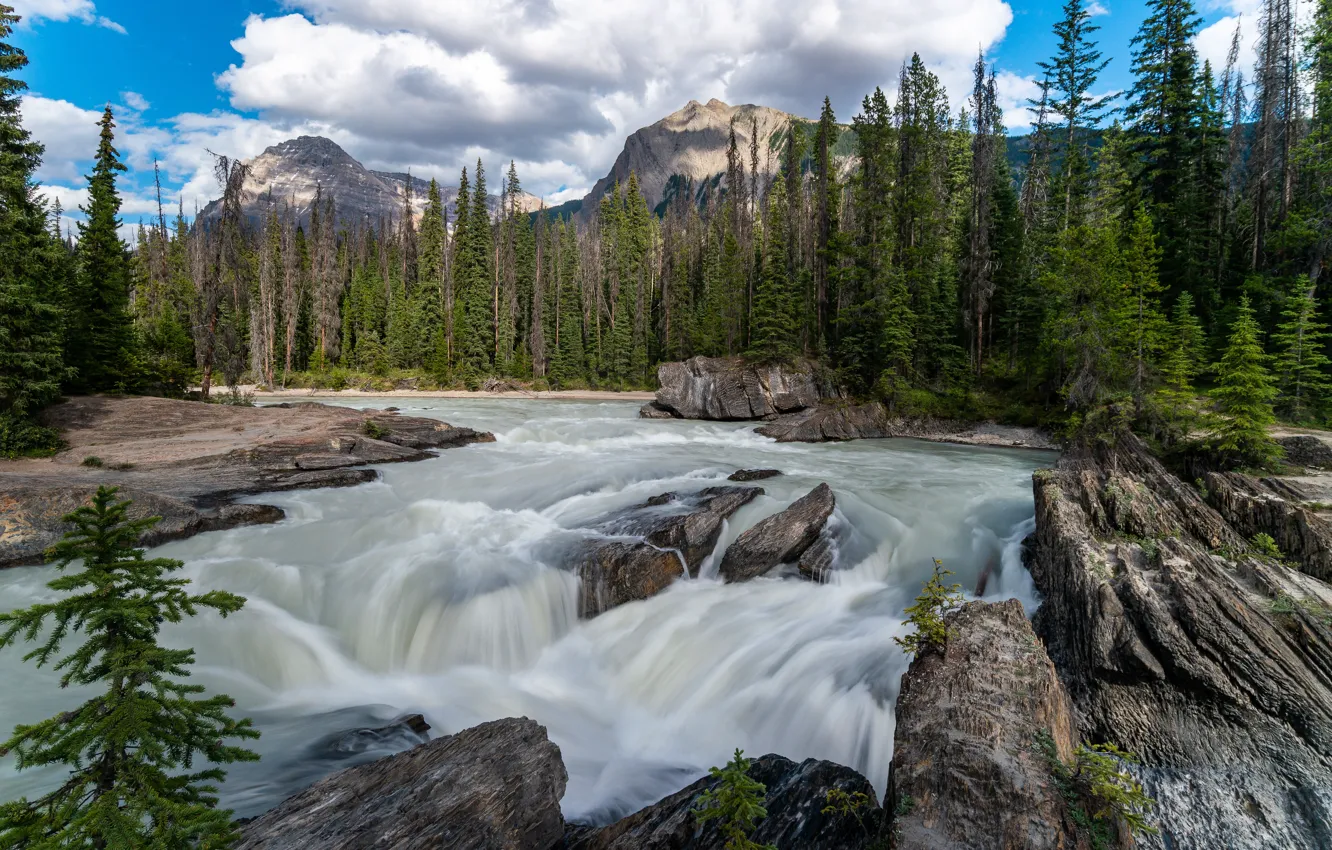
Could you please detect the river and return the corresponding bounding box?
[0,398,1055,825]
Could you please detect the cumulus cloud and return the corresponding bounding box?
[11,0,125,33]
[1087,1,1109,15]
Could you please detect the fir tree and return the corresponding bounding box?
[67,106,135,393]
[0,486,259,847]
[1119,206,1167,399]
[1211,295,1281,465]
[1272,277,1331,422]
[750,178,796,361]
[0,4,65,455]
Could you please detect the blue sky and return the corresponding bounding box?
[8,0,1265,231]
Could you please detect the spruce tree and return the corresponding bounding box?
[1211,295,1281,465]
[1119,206,1167,399]
[67,106,135,393]
[1157,291,1205,426]
[0,486,259,847]
[0,5,66,455]
[750,178,796,362]
[1272,277,1331,422]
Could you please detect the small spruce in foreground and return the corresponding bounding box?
[694,748,776,850]
[894,558,964,658]
[0,485,260,848]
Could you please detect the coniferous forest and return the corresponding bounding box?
[3,0,1332,464]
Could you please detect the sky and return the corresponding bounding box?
[7,0,1276,235]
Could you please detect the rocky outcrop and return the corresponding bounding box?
[757,403,1056,449]
[575,486,762,614]
[719,484,834,582]
[1203,471,1332,581]
[564,754,881,850]
[0,396,493,567]
[236,717,566,850]
[1029,431,1332,848]
[651,357,826,421]
[888,600,1088,850]
[1278,434,1332,468]
[728,468,782,482]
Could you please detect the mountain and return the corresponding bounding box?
[197,136,542,229]
[580,99,798,217]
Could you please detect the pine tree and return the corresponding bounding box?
[0,486,259,847]
[1211,295,1281,465]
[1272,277,1331,422]
[750,178,796,361]
[0,5,65,455]
[1120,206,1167,399]
[67,106,135,392]
[1158,291,1206,423]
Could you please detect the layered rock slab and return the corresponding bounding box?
[236,717,566,850]
[651,357,825,421]
[718,483,835,582]
[564,754,881,850]
[1030,432,1332,848]
[888,599,1088,850]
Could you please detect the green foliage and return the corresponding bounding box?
[894,558,964,657]
[821,787,874,834]
[1036,732,1158,847]
[81,455,103,468]
[693,749,776,850]
[0,413,62,458]
[1272,276,1331,424]
[362,418,388,440]
[0,486,259,847]
[1250,532,1283,561]
[1210,295,1281,468]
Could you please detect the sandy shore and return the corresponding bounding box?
[238,386,657,402]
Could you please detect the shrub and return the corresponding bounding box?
[0,414,63,459]
[1036,732,1158,847]
[894,559,964,658]
[694,749,776,850]
[822,787,874,833]
[362,419,389,440]
[1250,532,1283,561]
[81,455,104,468]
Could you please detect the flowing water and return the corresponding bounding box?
[0,399,1055,824]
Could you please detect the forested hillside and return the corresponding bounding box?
[2,0,1330,462]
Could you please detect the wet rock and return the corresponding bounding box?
[0,396,493,568]
[758,404,1056,449]
[796,532,837,582]
[1204,471,1332,581]
[719,484,835,582]
[728,468,782,482]
[639,401,680,420]
[311,713,432,762]
[888,599,1088,850]
[1278,434,1332,468]
[236,717,566,850]
[563,754,880,850]
[651,357,825,421]
[1029,431,1332,849]
[576,486,762,615]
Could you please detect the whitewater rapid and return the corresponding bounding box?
[0,398,1055,824]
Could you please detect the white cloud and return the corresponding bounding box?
[1087,1,1109,15]
[11,0,125,33]
[122,92,150,112]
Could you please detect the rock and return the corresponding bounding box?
[652,357,825,421]
[758,403,1057,449]
[0,396,493,568]
[1029,431,1332,849]
[563,754,881,850]
[638,401,680,419]
[728,468,782,482]
[1204,471,1332,581]
[888,600,1088,850]
[796,532,837,582]
[236,717,566,850]
[575,486,762,615]
[719,484,835,582]
[1278,434,1332,468]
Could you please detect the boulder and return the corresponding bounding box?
[563,754,881,850]
[309,713,432,762]
[728,468,783,482]
[1029,431,1332,848]
[888,600,1088,850]
[639,401,680,420]
[236,717,566,850]
[651,357,825,421]
[1203,471,1332,581]
[719,484,835,582]
[1277,434,1332,468]
[576,486,762,615]
[758,403,1056,449]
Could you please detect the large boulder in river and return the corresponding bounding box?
[650,357,826,421]
[236,717,566,850]
[564,754,881,849]
[756,403,1056,449]
[576,486,762,615]
[1030,431,1332,848]
[719,484,834,582]
[888,599,1089,850]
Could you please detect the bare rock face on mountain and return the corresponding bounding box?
[564,753,881,850]
[718,484,835,582]
[1029,431,1332,849]
[236,717,566,850]
[574,486,762,615]
[582,100,795,216]
[888,599,1089,850]
[650,357,827,421]
[196,136,541,229]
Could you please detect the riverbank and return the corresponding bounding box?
[237,385,657,402]
[0,396,492,568]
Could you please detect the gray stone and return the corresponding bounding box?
[719,484,835,582]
